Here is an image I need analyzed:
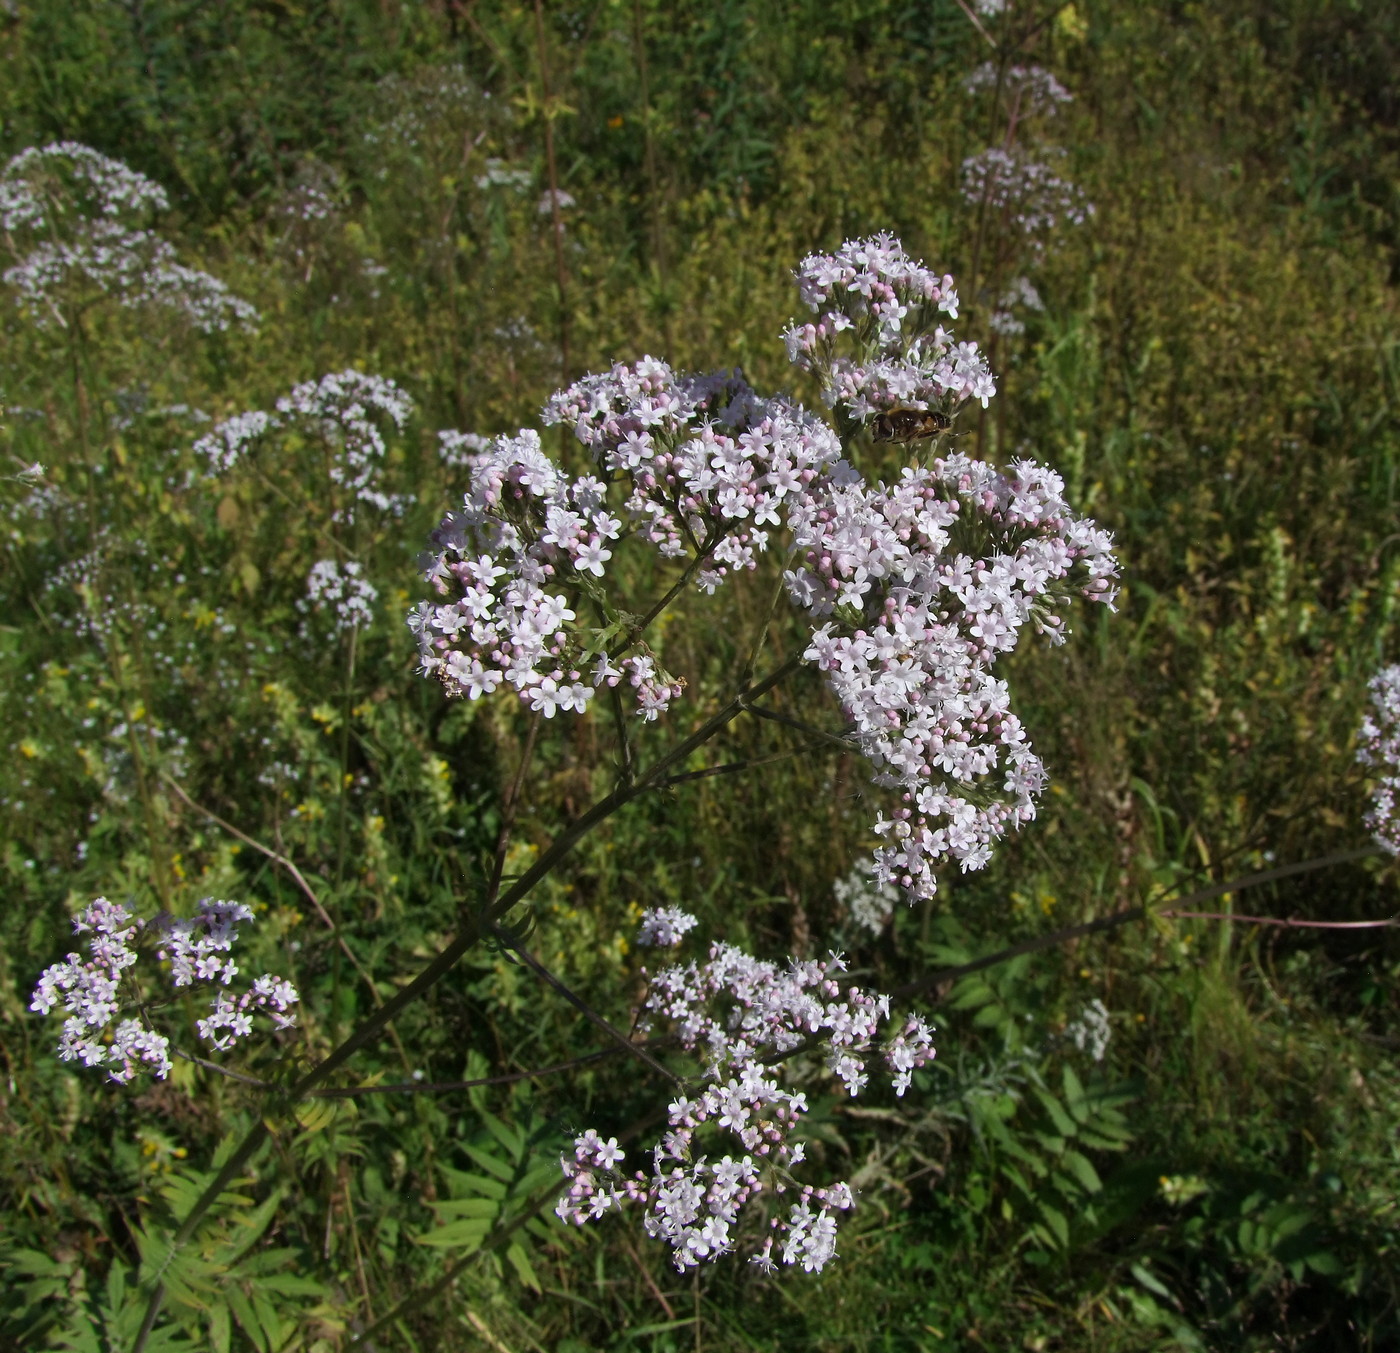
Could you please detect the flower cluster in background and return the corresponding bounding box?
[304,558,379,633]
[195,369,413,523]
[989,275,1044,337]
[637,906,701,946]
[961,147,1094,240]
[0,142,258,332]
[1357,664,1400,855]
[833,859,900,935]
[962,63,1073,118]
[555,910,935,1272]
[29,897,299,1082]
[1065,998,1112,1063]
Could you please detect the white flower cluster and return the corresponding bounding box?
[417,237,1119,904]
[785,233,996,427]
[305,558,378,632]
[414,362,846,719]
[366,63,492,155]
[155,900,300,1050]
[0,141,169,229]
[411,428,650,718]
[1065,998,1111,1063]
[194,369,414,521]
[538,188,577,216]
[962,63,1073,117]
[438,429,492,469]
[988,275,1045,338]
[961,147,1094,239]
[1357,664,1400,855]
[637,906,701,947]
[543,358,843,592]
[787,455,1119,902]
[557,914,934,1273]
[833,858,899,936]
[475,159,533,192]
[0,142,258,332]
[29,897,299,1082]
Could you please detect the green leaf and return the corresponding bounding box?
[415,1219,492,1249]
[1036,1201,1070,1248]
[479,1111,525,1161]
[1304,1250,1344,1277]
[464,1144,516,1183]
[432,1198,499,1221]
[210,1303,231,1353]
[1033,1088,1079,1138]
[1062,1150,1104,1194]
[439,1163,508,1200]
[224,1285,266,1353]
[506,1241,542,1292]
[250,1292,285,1353]
[1061,1065,1089,1122]
[1130,1261,1173,1299]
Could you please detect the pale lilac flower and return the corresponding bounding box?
[557,940,934,1271]
[833,860,899,936]
[962,63,1073,117]
[538,188,577,216]
[194,370,413,523]
[305,558,378,631]
[417,237,1119,906]
[786,454,1118,902]
[1358,664,1400,854]
[961,147,1094,240]
[988,276,1045,337]
[30,896,299,1083]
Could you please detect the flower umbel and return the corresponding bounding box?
[1358,664,1400,855]
[556,912,935,1273]
[30,897,299,1082]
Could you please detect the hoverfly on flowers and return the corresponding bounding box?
[870,406,952,443]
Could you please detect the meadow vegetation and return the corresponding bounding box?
[2,1,1399,1349]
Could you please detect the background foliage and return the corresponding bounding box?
[2,1,1399,1349]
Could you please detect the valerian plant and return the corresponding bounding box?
[21,167,1394,1342]
[29,229,1125,1343]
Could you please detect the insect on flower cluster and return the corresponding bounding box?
[416,235,1120,905]
[411,366,844,718]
